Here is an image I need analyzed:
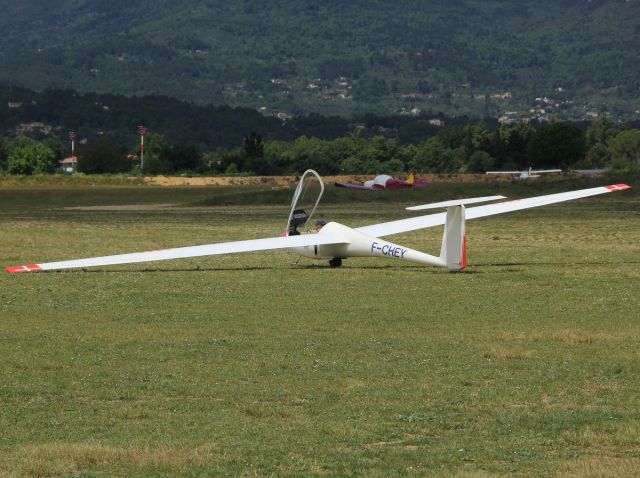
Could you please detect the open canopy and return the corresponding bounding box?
[285,169,325,235]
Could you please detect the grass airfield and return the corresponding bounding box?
[1,179,639,477]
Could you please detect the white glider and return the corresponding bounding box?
[5,179,631,273]
[487,167,562,180]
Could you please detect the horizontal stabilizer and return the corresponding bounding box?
[406,195,506,211]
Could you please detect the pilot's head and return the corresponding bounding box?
[315,219,327,231]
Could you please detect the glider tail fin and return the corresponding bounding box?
[439,205,467,271]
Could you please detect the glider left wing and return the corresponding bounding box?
[357,184,631,238]
[6,233,347,273]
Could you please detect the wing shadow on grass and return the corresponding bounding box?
[43,260,638,274]
[292,263,446,273]
[51,265,277,273]
[475,260,640,269]
[47,263,444,274]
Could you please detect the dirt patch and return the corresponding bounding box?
[144,176,295,187]
[143,174,504,187]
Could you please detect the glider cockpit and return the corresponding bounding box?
[285,169,324,236]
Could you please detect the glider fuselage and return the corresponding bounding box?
[289,222,444,267]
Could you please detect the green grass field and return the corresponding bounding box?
[1,180,639,477]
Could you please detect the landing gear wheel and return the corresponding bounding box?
[329,258,343,268]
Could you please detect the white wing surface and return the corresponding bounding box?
[357,184,631,238]
[7,233,347,273]
[406,195,506,210]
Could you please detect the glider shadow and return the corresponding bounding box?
[476,260,640,268]
[46,263,445,274]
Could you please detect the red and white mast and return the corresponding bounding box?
[138,125,148,172]
[69,131,77,172]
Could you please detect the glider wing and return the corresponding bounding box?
[356,184,631,238]
[334,182,371,190]
[6,233,347,273]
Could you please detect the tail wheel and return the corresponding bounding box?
[329,258,342,268]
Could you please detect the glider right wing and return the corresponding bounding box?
[356,184,631,238]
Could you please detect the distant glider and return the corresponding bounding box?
[5,170,631,273]
[335,169,427,190]
[486,167,562,180]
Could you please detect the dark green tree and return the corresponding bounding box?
[6,136,57,174]
[339,156,364,174]
[243,132,264,158]
[136,132,171,175]
[487,123,535,169]
[353,75,388,100]
[527,121,585,169]
[608,130,640,171]
[463,150,496,173]
[42,137,66,163]
[585,116,617,147]
[77,140,130,173]
[0,136,8,170]
[243,132,272,174]
[160,144,202,172]
[582,143,611,169]
[410,138,458,173]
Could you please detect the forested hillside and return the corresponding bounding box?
[0,86,459,149]
[2,87,639,179]
[0,0,638,119]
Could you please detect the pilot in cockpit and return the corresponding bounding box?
[315,218,327,232]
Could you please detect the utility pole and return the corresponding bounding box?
[138,125,148,173]
[69,131,77,173]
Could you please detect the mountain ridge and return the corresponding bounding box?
[0,0,638,119]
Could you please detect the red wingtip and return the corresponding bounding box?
[6,264,42,273]
[605,184,631,191]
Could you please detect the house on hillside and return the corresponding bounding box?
[16,122,52,135]
[59,156,77,173]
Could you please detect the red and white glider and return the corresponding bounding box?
[335,169,428,190]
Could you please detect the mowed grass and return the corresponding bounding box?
[0,181,639,477]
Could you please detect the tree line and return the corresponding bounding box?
[1,117,638,177]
